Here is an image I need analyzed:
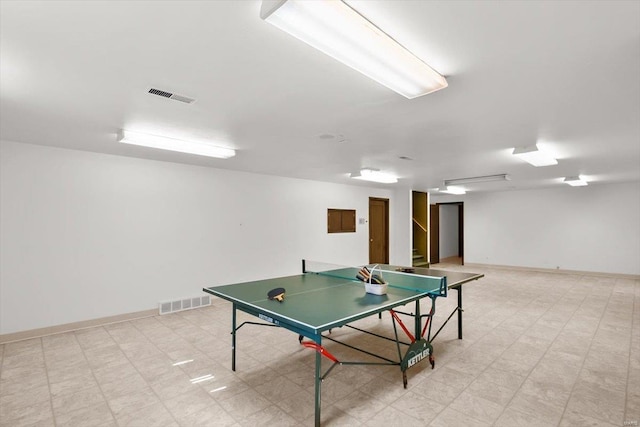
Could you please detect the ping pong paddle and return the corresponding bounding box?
[356,268,386,284]
[267,287,286,302]
[370,274,385,284]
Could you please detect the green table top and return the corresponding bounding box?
[203,265,482,335]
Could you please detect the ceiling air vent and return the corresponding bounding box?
[148,88,195,104]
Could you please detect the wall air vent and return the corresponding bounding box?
[159,295,211,315]
[148,88,196,104]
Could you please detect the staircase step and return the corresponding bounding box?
[413,260,430,268]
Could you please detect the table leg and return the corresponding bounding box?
[457,287,463,339]
[232,303,237,371]
[314,338,322,427]
[414,299,422,339]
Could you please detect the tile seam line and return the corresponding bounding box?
[456,272,587,425]
[623,279,639,425]
[125,316,189,426]
[43,337,57,427]
[71,328,116,426]
[557,275,619,425]
[136,310,239,423]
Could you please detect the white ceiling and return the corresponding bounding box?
[1,1,639,193]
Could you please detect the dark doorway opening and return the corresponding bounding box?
[430,202,464,265]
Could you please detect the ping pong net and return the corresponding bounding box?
[302,260,447,297]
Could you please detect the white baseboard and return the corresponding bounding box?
[0,309,158,344]
[463,262,640,280]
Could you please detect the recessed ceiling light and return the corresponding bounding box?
[350,168,397,184]
[512,145,557,167]
[440,186,466,195]
[564,176,588,186]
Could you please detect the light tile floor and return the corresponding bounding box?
[1,265,638,426]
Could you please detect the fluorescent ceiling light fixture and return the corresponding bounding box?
[512,145,557,167]
[117,130,235,159]
[440,186,466,195]
[564,176,588,186]
[444,174,510,186]
[260,0,447,99]
[350,168,398,184]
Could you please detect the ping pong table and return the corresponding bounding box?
[203,261,483,426]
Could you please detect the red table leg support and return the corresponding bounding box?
[301,341,340,363]
[390,310,416,343]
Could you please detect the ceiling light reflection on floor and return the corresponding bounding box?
[190,374,215,384]
[172,359,194,366]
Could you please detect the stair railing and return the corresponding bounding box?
[412,217,427,233]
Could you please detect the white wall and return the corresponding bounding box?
[439,204,459,259]
[432,182,640,275]
[0,140,411,334]
[391,188,413,267]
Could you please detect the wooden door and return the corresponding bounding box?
[429,204,439,264]
[369,198,389,264]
